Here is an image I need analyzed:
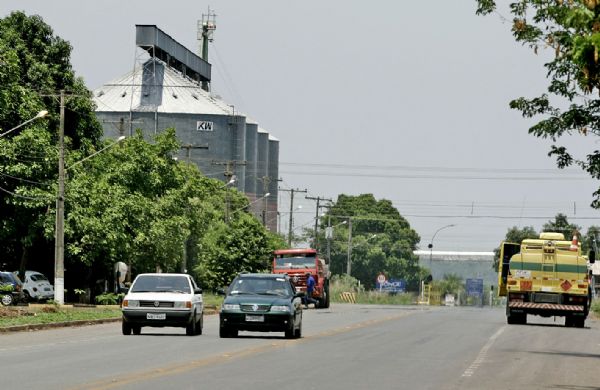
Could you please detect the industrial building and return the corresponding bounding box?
[92,25,279,231]
[414,250,497,286]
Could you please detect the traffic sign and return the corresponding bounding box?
[466,278,484,297]
[377,273,386,285]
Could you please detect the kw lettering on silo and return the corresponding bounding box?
[196,121,214,131]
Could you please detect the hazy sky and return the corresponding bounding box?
[2,1,599,251]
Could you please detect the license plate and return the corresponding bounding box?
[147,313,166,320]
[245,314,264,322]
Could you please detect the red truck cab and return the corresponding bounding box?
[273,248,330,308]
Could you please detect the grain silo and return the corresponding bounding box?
[92,25,278,230]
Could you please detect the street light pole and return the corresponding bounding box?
[54,90,65,304]
[420,224,456,302]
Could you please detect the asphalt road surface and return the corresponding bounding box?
[1,304,599,390]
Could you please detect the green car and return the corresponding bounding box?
[219,273,304,339]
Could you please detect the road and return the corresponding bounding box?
[1,304,599,390]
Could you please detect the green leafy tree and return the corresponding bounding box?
[0,11,102,278]
[433,274,464,297]
[323,194,422,290]
[476,1,600,207]
[492,226,538,270]
[583,225,600,252]
[194,215,284,291]
[542,213,581,240]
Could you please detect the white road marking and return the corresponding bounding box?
[461,325,506,378]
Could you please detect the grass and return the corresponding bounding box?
[0,305,121,328]
[0,293,225,329]
[329,274,416,305]
[591,300,600,318]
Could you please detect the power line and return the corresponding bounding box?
[279,170,590,181]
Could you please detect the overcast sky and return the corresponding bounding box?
[3,1,599,251]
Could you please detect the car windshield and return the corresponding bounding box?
[229,277,292,297]
[130,275,190,293]
[274,255,316,269]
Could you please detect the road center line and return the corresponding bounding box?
[461,325,506,378]
[70,310,418,390]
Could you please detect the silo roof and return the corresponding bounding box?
[93,59,234,115]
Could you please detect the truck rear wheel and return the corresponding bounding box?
[321,281,330,308]
[506,307,526,325]
[566,315,585,328]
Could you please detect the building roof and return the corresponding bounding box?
[93,59,234,115]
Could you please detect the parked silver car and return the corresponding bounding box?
[17,271,54,301]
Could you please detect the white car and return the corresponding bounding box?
[17,271,54,301]
[121,273,204,336]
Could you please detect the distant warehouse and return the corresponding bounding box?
[92,25,279,231]
[413,250,497,286]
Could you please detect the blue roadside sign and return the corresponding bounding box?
[466,278,484,297]
[376,279,405,293]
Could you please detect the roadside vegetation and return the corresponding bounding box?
[329,275,415,305]
[0,305,121,328]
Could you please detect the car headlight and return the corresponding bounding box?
[222,304,240,311]
[270,305,290,313]
[123,299,139,308]
[174,301,192,308]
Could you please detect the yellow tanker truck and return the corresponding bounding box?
[498,232,595,327]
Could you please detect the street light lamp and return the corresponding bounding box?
[0,110,48,138]
[54,135,127,305]
[231,193,270,215]
[420,224,456,302]
[428,224,456,265]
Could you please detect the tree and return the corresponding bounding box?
[476,1,600,207]
[194,215,285,291]
[542,213,581,240]
[0,11,103,277]
[492,226,538,270]
[322,194,423,290]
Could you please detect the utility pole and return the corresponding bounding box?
[212,160,246,223]
[279,188,307,246]
[54,90,65,305]
[179,144,208,273]
[346,218,353,276]
[181,144,209,163]
[306,195,332,251]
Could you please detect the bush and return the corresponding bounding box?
[592,300,600,317]
[95,292,124,305]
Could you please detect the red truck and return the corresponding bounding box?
[272,248,330,308]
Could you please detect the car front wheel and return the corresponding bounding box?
[186,313,197,336]
[1,294,13,306]
[122,321,132,335]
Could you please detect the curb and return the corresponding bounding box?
[0,309,219,333]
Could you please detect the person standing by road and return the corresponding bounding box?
[304,272,318,308]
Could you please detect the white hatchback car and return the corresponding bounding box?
[18,271,54,301]
[121,273,203,336]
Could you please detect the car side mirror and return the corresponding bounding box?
[216,288,226,296]
[294,291,305,298]
[589,250,596,264]
[194,287,202,294]
[121,287,129,294]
